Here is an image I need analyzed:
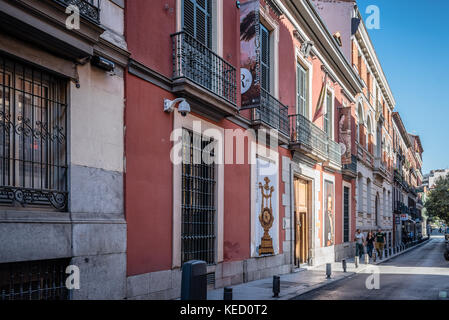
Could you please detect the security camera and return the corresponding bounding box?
[178,100,191,117]
[164,98,191,117]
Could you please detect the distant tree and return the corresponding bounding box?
[426,175,449,224]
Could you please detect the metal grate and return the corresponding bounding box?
[0,258,71,300]
[343,186,350,243]
[181,129,216,265]
[206,272,215,286]
[0,55,68,211]
[171,31,237,105]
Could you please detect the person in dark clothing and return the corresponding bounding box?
[366,231,375,259]
[375,228,386,259]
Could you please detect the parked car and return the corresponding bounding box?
[445,228,449,242]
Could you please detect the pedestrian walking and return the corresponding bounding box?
[375,228,386,259]
[366,231,375,260]
[354,229,366,260]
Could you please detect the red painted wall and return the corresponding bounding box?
[221,119,251,261]
[125,74,174,276]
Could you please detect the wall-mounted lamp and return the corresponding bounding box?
[164,98,191,117]
[91,55,115,73]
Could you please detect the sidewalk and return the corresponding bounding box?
[207,238,431,300]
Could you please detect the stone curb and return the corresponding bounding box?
[281,238,431,300]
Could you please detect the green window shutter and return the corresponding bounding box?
[260,24,270,92]
[325,91,332,137]
[297,63,307,117]
[182,0,212,48]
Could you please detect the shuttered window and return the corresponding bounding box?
[260,24,270,92]
[297,63,308,117]
[324,91,332,138]
[182,0,212,48]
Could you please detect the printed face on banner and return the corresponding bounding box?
[240,0,261,108]
[255,157,278,256]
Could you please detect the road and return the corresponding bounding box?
[293,235,449,300]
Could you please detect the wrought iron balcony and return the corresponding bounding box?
[53,0,100,24]
[289,114,341,166]
[250,88,289,136]
[328,139,342,167]
[171,31,237,106]
[342,154,358,177]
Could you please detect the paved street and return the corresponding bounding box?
[293,235,449,300]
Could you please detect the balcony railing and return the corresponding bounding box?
[250,88,289,136]
[343,154,358,175]
[171,31,237,105]
[54,0,100,24]
[328,139,342,166]
[289,114,341,166]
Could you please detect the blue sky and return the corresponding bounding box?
[356,0,449,174]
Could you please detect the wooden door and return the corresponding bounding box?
[294,178,309,266]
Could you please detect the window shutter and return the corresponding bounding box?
[183,0,212,48]
[260,24,270,92]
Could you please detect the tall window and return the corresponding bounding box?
[0,55,67,211]
[343,186,350,243]
[357,175,363,212]
[324,91,332,138]
[260,24,270,92]
[297,63,308,117]
[367,178,372,214]
[182,0,212,48]
[181,128,216,265]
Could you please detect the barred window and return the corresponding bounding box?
[0,55,68,211]
[181,128,216,265]
[0,258,71,300]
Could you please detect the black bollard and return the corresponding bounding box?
[273,275,280,298]
[326,263,332,279]
[224,287,233,300]
[181,260,207,300]
[342,259,347,272]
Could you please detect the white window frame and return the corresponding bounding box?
[295,47,313,120]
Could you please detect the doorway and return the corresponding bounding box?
[294,177,310,267]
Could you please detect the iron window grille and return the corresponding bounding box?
[0,55,68,211]
[53,0,101,24]
[0,258,71,300]
[343,186,350,243]
[181,128,216,265]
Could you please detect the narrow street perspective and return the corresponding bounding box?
[294,233,449,300]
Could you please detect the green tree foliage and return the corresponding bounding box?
[425,175,449,224]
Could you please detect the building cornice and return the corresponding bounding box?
[280,0,363,101]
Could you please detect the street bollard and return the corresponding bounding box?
[354,256,359,268]
[273,275,280,298]
[181,260,207,300]
[224,287,233,300]
[342,259,347,272]
[364,253,369,264]
[326,263,332,279]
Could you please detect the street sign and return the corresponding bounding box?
[400,214,409,221]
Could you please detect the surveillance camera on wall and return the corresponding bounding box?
[164,98,191,117]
